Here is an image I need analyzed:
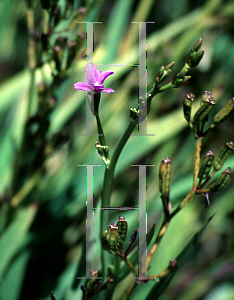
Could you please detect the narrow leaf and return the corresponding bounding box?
[145,215,214,300]
[0,205,37,282]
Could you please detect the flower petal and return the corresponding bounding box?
[85,63,95,90]
[93,64,101,82]
[100,88,115,93]
[99,71,114,84]
[74,82,91,91]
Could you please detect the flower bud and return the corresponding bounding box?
[95,142,105,156]
[193,38,203,51]
[155,62,174,86]
[130,108,139,121]
[213,97,234,124]
[159,158,173,198]
[198,150,214,182]
[172,69,191,87]
[165,61,175,70]
[183,92,195,122]
[194,98,215,123]
[200,90,212,105]
[209,167,231,192]
[116,216,128,250]
[146,94,152,114]
[213,142,234,171]
[186,38,204,68]
[102,223,118,254]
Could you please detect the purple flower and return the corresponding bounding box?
[74,63,115,94]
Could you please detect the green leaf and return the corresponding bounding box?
[145,215,214,300]
[0,205,37,282]
[103,0,135,62]
[0,250,30,300]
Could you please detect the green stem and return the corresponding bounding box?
[193,137,203,190]
[120,255,138,276]
[148,136,203,265]
[147,82,172,99]
[95,113,111,166]
[156,82,173,94]
[95,113,107,146]
[171,189,196,217]
[147,215,170,266]
[100,119,137,281]
[171,137,203,216]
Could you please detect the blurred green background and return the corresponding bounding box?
[0,0,234,299]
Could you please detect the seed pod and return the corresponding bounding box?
[209,167,231,192]
[199,91,213,123]
[213,97,234,124]
[159,158,173,198]
[198,150,214,182]
[102,230,110,251]
[194,98,215,123]
[102,223,119,254]
[183,92,195,122]
[213,142,234,171]
[200,90,212,105]
[155,66,164,86]
[117,216,128,249]
[108,223,118,253]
